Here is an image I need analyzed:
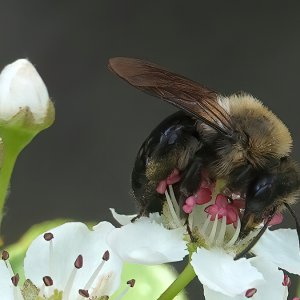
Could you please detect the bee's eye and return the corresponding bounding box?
[252,175,274,197]
[246,175,275,212]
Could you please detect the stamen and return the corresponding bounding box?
[169,185,180,215]
[2,250,14,277]
[11,273,19,286]
[207,214,219,245]
[189,209,194,229]
[165,189,182,227]
[63,255,83,300]
[245,288,257,298]
[200,214,211,236]
[90,272,114,297]
[83,250,110,292]
[44,232,54,277]
[2,250,9,260]
[114,279,136,300]
[39,276,50,298]
[78,289,89,298]
[11,273,22,300]
[226,218,241,247]
[215,216,227,246]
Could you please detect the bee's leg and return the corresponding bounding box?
[184,214,198,243]
[234,209,275,260]
[178,157,204,216]
[284,203,300,248]
[180,157,203,195]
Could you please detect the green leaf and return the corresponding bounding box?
[112,263,188,300]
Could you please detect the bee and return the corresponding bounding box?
[108,57,300,254]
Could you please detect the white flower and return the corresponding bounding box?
[180,187,300,299]
[177,182,300,299]
[0,59,53,125]
[1,221,124,299]
[0,216,187,300]
[114,181,300,299]
[202,257,288,300]
[25,221,123,299]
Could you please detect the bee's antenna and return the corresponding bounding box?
[284,203,300,248]
[234,211,274,260]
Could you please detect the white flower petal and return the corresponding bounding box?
[0,260,23,300]
[191,248,264,297]
[248,257,287,300]
[0,59,49,123]
[24,221,122,298]
[110,208,137,225]
[203,257,288,300]
[253,228,300,275]
[107,216,187,264]
[0,260,22,300]
[204,286,242,300]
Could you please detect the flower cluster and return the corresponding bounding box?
[0,58,299,300]
[0,216,187,299]
[157,171,300,300]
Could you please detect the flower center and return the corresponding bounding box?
[42,232,115,299]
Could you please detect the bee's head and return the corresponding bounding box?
[240,158,300,237]
[211,93,293,176]
[229,93,293,166]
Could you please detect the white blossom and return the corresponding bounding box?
[24,221,122,299]
[112,181,300,299]
[1,221,124,300]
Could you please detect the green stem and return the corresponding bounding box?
[157,263,196,300]
[0,145,20,226]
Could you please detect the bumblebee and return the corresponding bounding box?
[108,57,300,248]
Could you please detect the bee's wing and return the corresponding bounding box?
[108,57,234,136]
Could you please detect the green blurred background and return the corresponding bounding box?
[0,1,300,299]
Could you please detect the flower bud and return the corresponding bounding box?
[0,59,54,130]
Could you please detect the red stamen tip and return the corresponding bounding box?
[79,289,90,298]
[1,250,9,260]
[43,276,53,286]
[43,232,54,241]
[74,254,83,269]
[245,288,257,298]
[127,279,136,287]
[102,250,110,261]
[11,273,19,286]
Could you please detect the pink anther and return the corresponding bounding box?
[268,212,284,226]
[205,194,239,225]
[166,168,181,185]
[156,169,181,194]
[195,187,212,205]
[183,196,196,214]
